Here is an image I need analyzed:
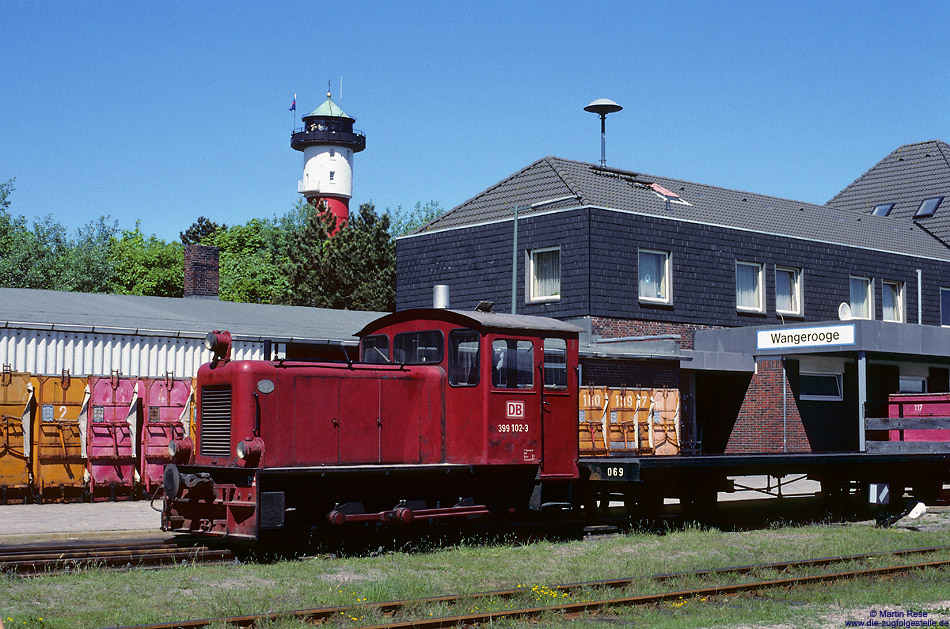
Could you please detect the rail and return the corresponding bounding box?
[106,545,950,629]
[0,538,234,576]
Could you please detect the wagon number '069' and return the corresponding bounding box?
[605,466,625,477]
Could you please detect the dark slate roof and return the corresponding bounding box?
[827,140,950,245]
[404,156,950,261]
[0,288,385,343]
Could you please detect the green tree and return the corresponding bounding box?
[60,216,119,293]
[110,223,183,297]
[180,216,227,245]
[282,202,395,311]
[0,212,68,290]
[390,200,446,236]
[212,218,289,304]
[0,180,117,293]
[0,178,13,212]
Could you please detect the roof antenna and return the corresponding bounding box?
[584,98,623,167]
[327,79,332,99]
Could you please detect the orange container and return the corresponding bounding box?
[579,386,608,454]
[31,373,87,502]
[0,370,33,502]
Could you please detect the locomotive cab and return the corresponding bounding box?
[162,308,581,541]
[358,308,581,482]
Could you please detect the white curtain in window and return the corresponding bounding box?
[850,277,870,319]
[882,283,901,322]
[736,263,760,309]
[639,252,667,300]
[533,250,560,298]
[776,269,798,313]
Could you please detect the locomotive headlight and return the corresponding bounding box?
[204,330,233,364]
[168,437,193,461]
[236,437,264,461]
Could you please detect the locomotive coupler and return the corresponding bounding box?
[163,463,214,500]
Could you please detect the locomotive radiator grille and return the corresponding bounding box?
[200,386,232,457]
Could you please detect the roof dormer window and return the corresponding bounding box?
[914,196,944,218]
[871,203,894,217]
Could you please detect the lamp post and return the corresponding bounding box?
[584,98,623,167]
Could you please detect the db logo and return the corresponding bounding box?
[506,401,525,419]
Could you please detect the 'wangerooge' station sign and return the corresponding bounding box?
[756,324,856,351]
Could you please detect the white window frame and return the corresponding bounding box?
[849,276,873,320]
[736,261,765,313]
[527,246,561,303]
[799,371,844,402]
[882,280,904,323]
[775,266,803,316]
[942,288,950,327]
[638,249,672,304]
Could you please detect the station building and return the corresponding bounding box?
[395,141,950,456]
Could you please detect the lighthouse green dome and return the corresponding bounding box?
[304,93,353,121]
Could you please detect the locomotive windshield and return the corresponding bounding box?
[448,329,480,386]
[393,331,444,364]
[491,339,534,389]
[361,335,390,363]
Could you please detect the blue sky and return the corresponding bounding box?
[2,2,949,242]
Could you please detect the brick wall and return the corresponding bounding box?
[589,317,715,350]
[581,358,680,389]
[183,244,220,299]
[724,359,809,454]
[718,358,858,454]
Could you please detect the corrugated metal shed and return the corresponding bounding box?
[0,288,385,378]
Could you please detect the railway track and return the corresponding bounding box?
[0,538,236,576]
[109,544,950,629]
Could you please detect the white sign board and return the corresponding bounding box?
[756,324,855,351]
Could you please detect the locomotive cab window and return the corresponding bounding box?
[361,334,390,363]
[393,331,444,364]
[491,339,534,389]
[543,338,568,390]
[448,329,480,386]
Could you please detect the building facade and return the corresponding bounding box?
[396,151,950,456]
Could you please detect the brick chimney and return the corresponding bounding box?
[183,244,220,299]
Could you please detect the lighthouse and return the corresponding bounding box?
[290,90,366,227]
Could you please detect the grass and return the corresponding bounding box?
[2,510,950,628]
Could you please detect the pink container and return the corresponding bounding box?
[887,393,950,442]
[87,375,142,499]
[140,377,191,495]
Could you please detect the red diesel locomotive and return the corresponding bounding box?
[161,309,581,540]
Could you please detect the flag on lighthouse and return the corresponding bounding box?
[289,94,296,111]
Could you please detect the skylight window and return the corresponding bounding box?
[871,203,894,217]
[914,196,944,218]
[649,182,690,205]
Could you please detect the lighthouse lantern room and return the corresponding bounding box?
[291,90,366,226]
